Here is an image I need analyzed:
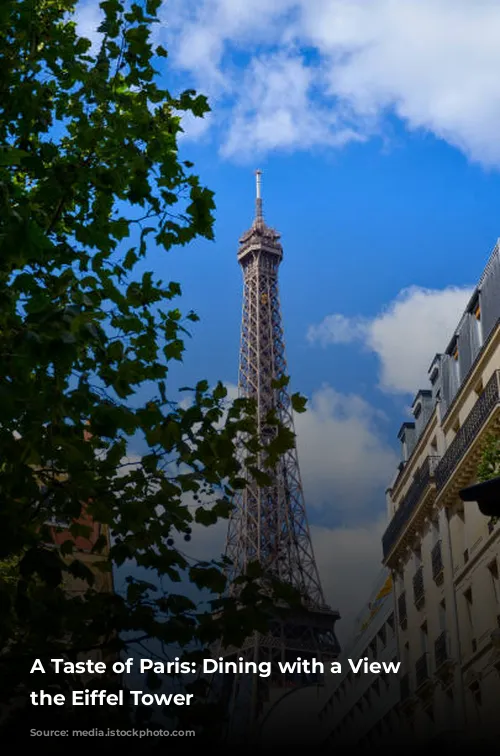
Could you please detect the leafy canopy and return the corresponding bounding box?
[0,0,306,730]
[477,433,500,525]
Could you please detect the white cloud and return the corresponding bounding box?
[310,518,386,644]
[220,52,364,160]
[307,313,368,346]
[75,1,103,52]
[308,285,473,394]
[178,109,213,143]
[294,385,397,515]
[154,0,500,165]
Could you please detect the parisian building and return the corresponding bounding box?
[318,570,404,748]
[383,239,500,744]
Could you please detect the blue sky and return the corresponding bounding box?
[79,0,500,638]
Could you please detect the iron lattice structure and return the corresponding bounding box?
[216,172,340,741]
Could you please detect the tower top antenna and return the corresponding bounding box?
[255,169,263,220]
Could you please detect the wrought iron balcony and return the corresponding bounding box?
[431,540,444,582]
[434,630,449,670]
[398,591,407,626]
[400,672,410,701]
[382,456,440,560]
[415,653,429,688]
[435,371,500,491]
[413,565,425,607]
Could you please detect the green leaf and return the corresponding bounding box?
[66,558,95,586]
[291,392,307,413]
[0,0,299,719]
[213,382,227,401]
[60,540,74,556]
[164,339,184,361]
[245,561,264,579]
[189,565,226,593]
[0,148,29,166]
[272,376,290,389]
[195,507,218,526]
[19,548,63,587]
[248,467,273,486]
[124,248,138,270]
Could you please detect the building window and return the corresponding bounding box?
[464,587,475,652]
[378,625,386,648]
[488,559,500,604]
[395,571,404,591]
[470,681,482,708]
[420,621,428,654]
[451,506,466,571]
[387,613,395,634]
[453,350,460,388]
[403,642,410,671]
[439,599,446,631]
[475,304,483,346]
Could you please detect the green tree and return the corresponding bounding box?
[0,0,304,735]
[477,432,500,526]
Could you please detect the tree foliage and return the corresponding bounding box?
[477,433,500,526]
[477,433,500,483]
[0,0,305,733]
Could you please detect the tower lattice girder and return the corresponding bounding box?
[217,172,340,741]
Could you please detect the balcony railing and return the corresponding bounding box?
[431,540,444,582]
[435,370,500,491]
[434,630,449,669]
[382,456,440,560]
[413,565,425,607]
[398,591,407,626]
[415,653,429,688]
[400,672,410,701]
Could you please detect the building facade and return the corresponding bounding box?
[383,239,500,743]
[318,570,405,748]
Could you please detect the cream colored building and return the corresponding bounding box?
[383,240,500,744]
[318,570,407,748]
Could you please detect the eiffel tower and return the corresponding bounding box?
[215,171,340,743]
